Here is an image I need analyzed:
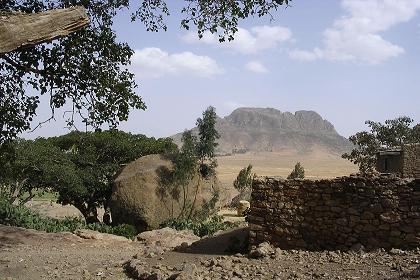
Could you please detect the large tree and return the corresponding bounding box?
[342,116,420,174]
[0,138,80,205]
[50,130,176,222]
[0,0,291,144]
[0,130,176,222]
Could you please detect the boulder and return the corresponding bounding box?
[237,200,250,216]
[249,242,275,258]
[110,154,222,231]
[135,227,200,249]
[230,187,251,208]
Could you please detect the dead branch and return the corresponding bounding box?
[0,6,89,54]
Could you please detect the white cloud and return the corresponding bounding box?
[289,49,323,62]
[183,25,292,54]
[130,48,224,78]
[289,0,420,64]
[245,61,269,73]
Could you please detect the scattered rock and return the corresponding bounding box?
[249,242,275,259]
[237,200,250,217]
[136,227,200,250]
[389,248,406,255]
[74,229,130,242]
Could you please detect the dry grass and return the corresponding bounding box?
[216,149,358,187]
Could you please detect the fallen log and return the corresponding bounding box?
[0,6,89,54]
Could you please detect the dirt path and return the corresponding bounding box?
[0,225,138,279]
[1,225,419,280]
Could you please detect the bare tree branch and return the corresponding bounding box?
[0,6,89,54]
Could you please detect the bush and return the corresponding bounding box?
[86,223,137,239]
[287,162,305,179]
[0,197,137,239]
[233,164,254,192]
[160,215,234,237]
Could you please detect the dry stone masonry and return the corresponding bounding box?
[403,144,420,178]
[249,175,420,250]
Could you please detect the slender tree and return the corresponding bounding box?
[158,106,220,219]
[196,106,220,177]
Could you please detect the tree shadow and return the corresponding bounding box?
[0,225,31,249]
[175,227,249,255]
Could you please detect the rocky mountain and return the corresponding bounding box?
[172,108,353,155]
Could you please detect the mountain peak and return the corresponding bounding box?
[225,107,337,134]
[172,107,351,154]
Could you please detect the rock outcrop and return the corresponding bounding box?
[172,107,352,154]
[109,154,221,231]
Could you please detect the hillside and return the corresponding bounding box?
[172,107,353,155]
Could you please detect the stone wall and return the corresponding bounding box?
[403,144,420,178]
[249,175,420,250]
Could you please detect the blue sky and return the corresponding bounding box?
[26,0,420,139]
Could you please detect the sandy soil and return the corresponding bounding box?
[216,150,358,187]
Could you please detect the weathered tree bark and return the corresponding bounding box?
[0,6,89,54]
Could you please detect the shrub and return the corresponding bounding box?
[233,164,254,192]
[0,197,137,239]
[287,162,305,179]
[160,215,234,237]
[86,223,137,239]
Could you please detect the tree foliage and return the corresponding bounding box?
[233,164,254,192]
[196,106,220,177]
[179,0,291,42]
[342,116,420,174]
[287,162,305,179]
[0,197,137,238]
[1,1,144,142]
[0,138,79,205]
[158,106,220,219]
[0,0,291,144]
[0,130,176,222]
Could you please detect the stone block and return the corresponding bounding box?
[361,211,375,220]
[380,212,401,223]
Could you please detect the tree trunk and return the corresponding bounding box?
[0,6,89,54]
[74,202,100,224]
[187,176,201,219]
[84,205,100,224]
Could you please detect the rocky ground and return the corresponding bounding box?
[1,225,419,280]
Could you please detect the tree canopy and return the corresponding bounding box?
[342,116,420,174]
[0,130,177,222]
[0,0,291,144]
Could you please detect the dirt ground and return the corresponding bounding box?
[1,225,419,280]
[2,153,413,280]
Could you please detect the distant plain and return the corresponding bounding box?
[216,148,358,186]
